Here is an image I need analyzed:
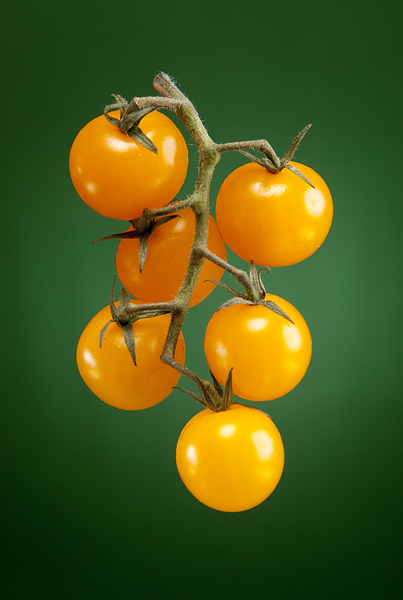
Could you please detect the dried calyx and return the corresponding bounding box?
[206,262,294,324]
[104,94,159,154]
[176,369,234,412]
[99,278,170,366]
[92,214,181,272]
[239,124,315,187]
[95,73,303,409]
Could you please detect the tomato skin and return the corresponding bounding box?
[215,161,333,267]
[69,110,188,220]
[116,208,227,307]
[204,294,311,402]
[176,403,284,512]
[76,301,185,410]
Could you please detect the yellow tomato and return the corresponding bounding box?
[215,161,333,266]
[116,208,227,307]
[176,404,285,512]
[69,110,188,220]
[204,294,312,402]
[76,301,185,410]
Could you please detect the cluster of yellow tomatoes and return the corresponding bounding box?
[70,105,333,512]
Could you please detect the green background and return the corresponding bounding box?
[2,0,402,597]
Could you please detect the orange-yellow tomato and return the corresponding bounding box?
[69,110,188,220]
[76,301,185,410]
[176,403,285,512]
[215,161,333,266]
[204,294,311,402]
[116,208,227,307]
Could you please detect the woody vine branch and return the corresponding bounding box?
[108,72,308,409]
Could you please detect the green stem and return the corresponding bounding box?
[125,73,277,403]
[217,139,281,169]
[154,73,215,154]
[201,248,260,301]
[137,197,195,232]
[132,74,219,401]
[121,301,175,316]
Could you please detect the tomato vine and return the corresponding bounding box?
[71,72,333,511]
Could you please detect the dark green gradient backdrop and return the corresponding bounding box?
[2,1,402,598]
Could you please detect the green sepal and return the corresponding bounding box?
[138,214,181,272]
[120,322,137,366]
[176,370,234,412]
[214,295,293,323]
[109,275,119,320]
[104,93,127,115]
[215,297,250,312]
[237,123,315,187]
[237,149,278,174]
[121,105,157,128]
[92,216,182,272]
[203,279,247,300]
[125,126,158,154]
[111,283,172,365]
[284,163,315,188]
[257,266,271,296]
[280,124,312,166]
[99,319,113,347]
[206,370,234,411]
[175,381,219,411]
[104,95,158,154]
[195,375,220,411]
[92,229,143,244]
[103,113,121,128]
[138,234,150,273]
[209,369,224,397]
[99,275,118,347]
[219,369,234,412]
[174,387,203,404]
[115,284,138,365]
[257,299,294,323]
[118,286,131,310]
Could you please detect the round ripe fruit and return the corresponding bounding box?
[204,294,311,402]
[116,208,227,307]
[69,110,188,220]
[76,301,185,410]
[176,403,284,512]
[215,161,333,267]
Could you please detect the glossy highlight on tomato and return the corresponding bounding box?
[215,161,333,267]
[69,110,188,220]
[76,301,185,410]
[176,403,285,512]
[116,208,227,307]
[204,294,312,402]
